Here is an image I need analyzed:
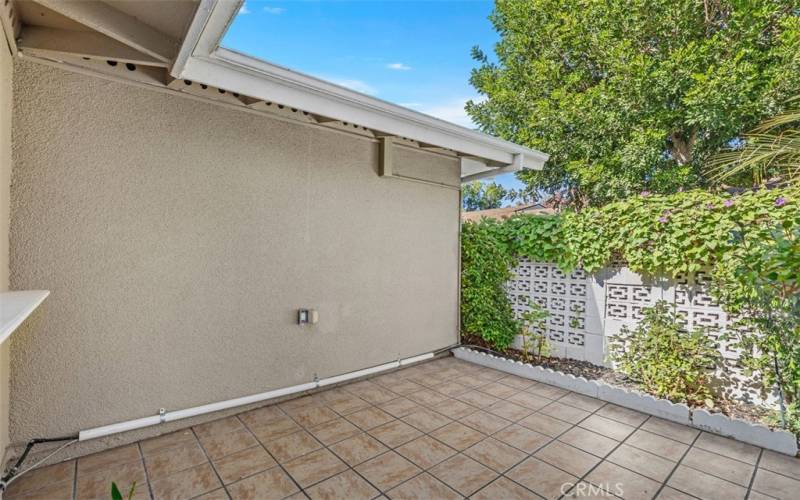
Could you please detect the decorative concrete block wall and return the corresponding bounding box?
[506,260,772,404]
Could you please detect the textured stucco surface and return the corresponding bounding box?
[1,41,13,467]
[8,60,459,455]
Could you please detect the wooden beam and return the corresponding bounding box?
[19,26,167,66]
[35,0,176,62]
[379,137,394,177]
[1,0,21,54]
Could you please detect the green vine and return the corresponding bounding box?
[461,188,800,348]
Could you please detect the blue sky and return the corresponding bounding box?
[222,0,523,195]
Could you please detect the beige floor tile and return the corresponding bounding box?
[330,433,389,466]
[347,407,395,430]
[681,447,754,486]
[477,381,519,399]
[4,460,75,497]
[141,430,197,456]
[464,437,526,473]
[193,416,244,438]
[559,393,605,412]
[384,379,427,396]
[639,418,698,445]
[348,384,399,405]
[386,472,461,500]
[759,449,800,480]
[535,440,601,477]
[287,406,340,428]
[369,420,423,448]
[585,461,660,500]
[305,469,379,500]
[395,435,457,469]
[265,430,323,463]
[355,451,421,491]
[667,465,747,500]
[580,415,636,442]
[606,444,675,482]
[401,408,452,433]
[379,397,422,418]
[213,445,277,484]
[144,440,209,480]
[493,424,552,454]
[507,456,578,500]
[198,427,259,460]
[472,477,537,500]
[325,394,370,415]
[459,409,512,435]
[150,462,221,500]
[226,466,299,500]
[559,427,619,458]
[78,444,142,475]
[751,467,800,499]
[527,383,569,400]
[430,422,485,451]
[76,459,147,499]
[746,491,777,500]
[539,401,591,424]
[595,405,648,428]
[656,486,695,499]
[563,481,621,498]
[283,448,348,489]
[280,395,324,412]
[308,418,362,446]
[429,454,497,497]
[485,400,534,421]
[248,416,302,443]
[507,392,552,411]
[497,375,537,390]
[193,488,230,500]
[694,432,760,465]
[431,399,478,420]
[238,405,286,429]
[518,412,572,437]
[624,430,687,462]
[5,481,73,500]
[407,389,450,407]
[456,390,501,409]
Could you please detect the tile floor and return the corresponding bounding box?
[5,356,800,499]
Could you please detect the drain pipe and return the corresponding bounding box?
[79,347,450,442]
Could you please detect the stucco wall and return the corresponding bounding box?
[8,60,460,453]
[0,39,12,467]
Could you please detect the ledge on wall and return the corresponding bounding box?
[452,347,798,456]
[0,290,50,345]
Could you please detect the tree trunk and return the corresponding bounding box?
[670,130,696,165]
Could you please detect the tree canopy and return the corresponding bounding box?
[467,0,800,207]
[462,181,512,210]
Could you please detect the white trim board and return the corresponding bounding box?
[171,0,549,181]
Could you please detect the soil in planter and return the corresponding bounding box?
[460,333,772,428]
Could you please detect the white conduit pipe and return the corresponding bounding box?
[79,350,437,441]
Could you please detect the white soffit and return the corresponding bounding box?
[172,0,548,180]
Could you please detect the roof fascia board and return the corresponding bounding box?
[173,0,549,172]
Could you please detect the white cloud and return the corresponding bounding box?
[420,97,481,128]
[327,78,378,95]
[386,62,412,71]
[239,2,250,14]
[263,6,286,14]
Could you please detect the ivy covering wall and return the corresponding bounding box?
[461,188,800,349]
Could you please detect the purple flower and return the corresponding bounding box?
[659,216,669,223]
[640,191,651,197]
[706,203,715,210]
[775,196,787,207]
[723,199,734,207]
[662,209,672,215]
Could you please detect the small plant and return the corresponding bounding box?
[519,303,550,362]
[609,301,720,406]
[111,481,136,500]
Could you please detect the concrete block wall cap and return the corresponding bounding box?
[691,409,798,456]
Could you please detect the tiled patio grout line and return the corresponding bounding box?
[650,427,703,500]
[189,426,232,499]
[744,447,764,499]
[71,454,78,500]
[136,441,157,500]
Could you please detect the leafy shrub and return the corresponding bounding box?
[608,301,720,406]
[460,220,519,350]
[713,217,800,427]
[519,302,550,362]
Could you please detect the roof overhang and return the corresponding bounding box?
[172,0,548,181]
